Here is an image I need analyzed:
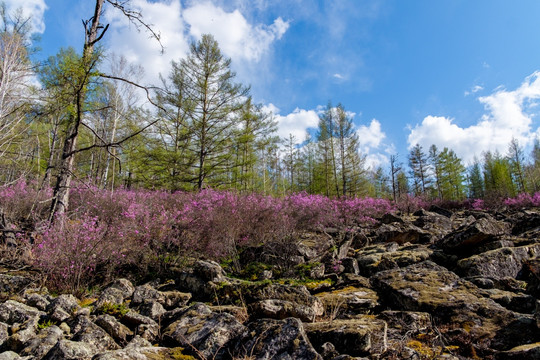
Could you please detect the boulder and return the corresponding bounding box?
[42,339,98,360]
[69,315,120,352]
[439,216,510,255]
[495,342,540,360]
[19,325,64,358]
[120,311,158,342]
[374,223,431,244]
[249,299,320,322]
[163,303,245,360]
[315,286,379,318]
[457,244,540,279]
[305,317,387,357]
[94,314,133,345]
[234,317,322,360]
[371,261,533,350]
[92,346,192,360]
[0,275,32,294]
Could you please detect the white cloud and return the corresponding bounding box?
[104,0,188,86]
[357,119,389,169]
[263,104,319,141]
[183,2,289,62]
[464,85,483,96]
[103,0,288,86]
[408,71,540,163]
[3,0,47,34]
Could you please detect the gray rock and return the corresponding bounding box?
[20,325,64,358]
[160,290,191,309]
[139,301,166,321]
[234,317,322,360]
[131,284,161,306]
[249,299,320,322]
[42,339,98,360]
[46,294,80,316]
[194,260,227,282]
[69,315,120,352]
[0,300,43,325]
[0,275,32,294]
[95,314,133,345]
[120,311,158,342]
[95,279,135,308]
[25,293,49,312]
[163,303,245,360]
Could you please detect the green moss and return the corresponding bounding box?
[95,301,129,318]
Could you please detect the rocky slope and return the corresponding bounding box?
[0,207,540,359]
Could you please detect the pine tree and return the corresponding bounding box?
[408,143,430,196]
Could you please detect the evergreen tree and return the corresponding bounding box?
[408,143,430,196]
[467,159,484,199]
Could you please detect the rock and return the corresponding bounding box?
[380,213,404,224]
[46,294,80,316]
[315,286,379,318]
[356,243,432,276]
[0,300,43,325]
[249,299,320,322]
[457,245,540,279]
[0,322,8,345]
[234,317,322,360]
[194,260,227,282]
[521,258,540,297]
[374,223,431,244]
[25,293,49,311]
[0,275,32,294]
[93,346,193,360]
[163,303,245,360]
[95,279,135,307]
[138,301,166,321]
[0,351,26,359]
[372,261,540,351]
[495,342,540,360]
[378,310,432,336]
[131,283,161,306]
[120,311,158,342]
[19,325,64,358]
[69,315,120,352]
[305,317,387,357]
[428,205,453,218]
[42,339,99,360]
[160,290,191,309]
[413,209,454,241]
[94,314,133,345]
[439,215,510,255]
[341,258,359,275]
[480,288,537,313]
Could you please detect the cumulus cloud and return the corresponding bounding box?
[183,2,288,62]
[104,0,188,86]
[408,71,540,163]
[103,0,288,86]
[357,119,389,169]
[3,0,47,34]
[263,104,319,141]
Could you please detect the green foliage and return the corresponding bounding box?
[95,302,129,318]
[37,319,57,330]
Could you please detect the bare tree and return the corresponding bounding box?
[49,0,161,221]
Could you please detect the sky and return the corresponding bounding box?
[6,0,540,170]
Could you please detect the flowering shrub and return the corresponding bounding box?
[503,192,540,209]
[0,181,405,291]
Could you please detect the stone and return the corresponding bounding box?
[0,275,32,294]
[315,286,379,318]
[46,294,80,316]
[69,315,120,352]
[138,301,166,321]
[93,346,192,360]
[42,339,99,360]
[495,342,540,360]
[194,260,227,282]
[341,257,359,275]
[234,317,322,360]
[371,261,534,351]
[120,311,159,342]
[249,299,320,322]
[20,325,64,359]
[457,244,540,279]
[163,303,245,360]
[439,215,510,255]
[0,300,43,325]
[374,223,431,245]
[305,317,388,357]
[95,279,135,308]
[95,314,133,345]
[160,290,191,309]
[25,293,49,311]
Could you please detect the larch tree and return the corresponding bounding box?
[179,34,249,190]
[408,143,430,196]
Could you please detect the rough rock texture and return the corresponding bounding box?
[1,208,540,359]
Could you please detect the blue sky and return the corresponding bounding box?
[7,0,540,169]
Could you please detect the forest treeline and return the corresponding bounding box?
[1,2,540,211]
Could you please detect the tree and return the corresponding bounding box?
[467,159,484,199]
[437,147,466,201]
[408,143,430,196]
[507,137,526,193]
[178,34,249,190]
[48,0,161,221]
[429,145,443,200]
[0,4,36,184]
[389,154,401,201]
[483,151,515,199]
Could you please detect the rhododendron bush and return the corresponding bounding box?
[3,180,538,292]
